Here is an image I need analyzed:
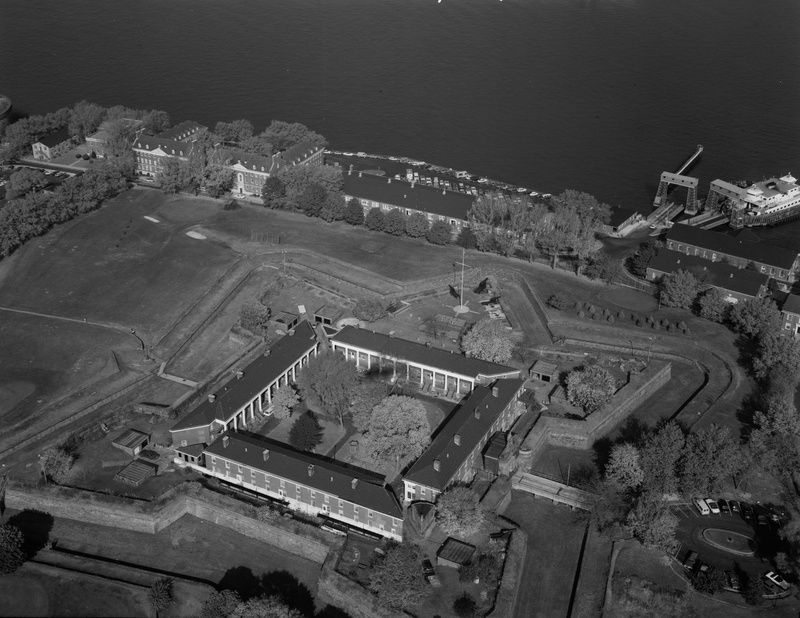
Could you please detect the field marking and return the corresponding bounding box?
[143,216,160,223]
[186,231,206,240]
[0,306,127,333]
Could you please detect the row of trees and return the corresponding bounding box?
[0,159,131,258]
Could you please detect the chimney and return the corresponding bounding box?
[358,172,362,178]
[351,478,358,489]
[222,435,230,448]
[454,434,461,446]
[208,393,216,403]
[388,177,392,183]
[433,458,441,472]
[308,464,315,477]
[236,369,244,379]
[262,449,270,461]
[475,408,481,420]
[411,180,415,188]
[492,386,499,398]
[264,348,271,357]
[442,189,446,195]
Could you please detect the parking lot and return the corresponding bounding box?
[671,499,791,597]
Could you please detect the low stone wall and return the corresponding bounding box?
[488,527,528,618]
[518,362,671,462]
[5,481,331,564]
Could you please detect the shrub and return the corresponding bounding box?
[547,294,570,310]
[365,207,386,231]
[222,199,240,210]
[453,593,477,617]
[353,298,387,322]
[577,310,585,319]
[607,315,615,323]
[426,220,452,245]
[149,578,174,612]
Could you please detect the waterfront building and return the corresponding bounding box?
[156,120,207,142]
[221,141,324,197]
[190,431,404,541]
[708,174,800,228]
[31,127,73,161]
[131,121,207,177]
[665,223,799,283]
[780,294,800,337]
[170,321,319,448]
[647,249,770,303]
[342,171,475,234]
[402,378,525,503]
[329,326,520,398]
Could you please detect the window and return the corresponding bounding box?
[279,488,285,498]
[368,510,373,519]
[238,464,243,473]
[310,491,316,500]
[280,479,285,488]
[322,504,330,514]
[211,457,217,465]
[225,460,230,469]
[180,440,187,447]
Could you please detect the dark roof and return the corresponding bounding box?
[330,326,519,380]
[36,127,71,148]
[437,538,476,565]
[112,428,149,450]
[648,249,769,297]
[175,443,205,457]
[783,294,800,316]
[342,172,475,221]
[205,432,402,518]
[133,135,191,157]
[221,140,322,174]
[531,360,558,375]
[171,321,317,431]
[667,223,797,269]
[277,141,324,165]
[404,379,524,491]
[157,121,207,141]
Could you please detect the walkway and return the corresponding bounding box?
[511,472,594,511]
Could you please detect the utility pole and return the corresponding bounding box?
[454,247,469,314]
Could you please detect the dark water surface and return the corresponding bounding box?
[1,0,799,209]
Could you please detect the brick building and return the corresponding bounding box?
[665,223,799,283]
[402,379,525,503]
[170,321,319,448]
[223,141,324,197]
[342,171,476,234]
[329,326,520,398]
[647,249,770,303]
[781,294,800,337]
[199,432,404,541]
[131,121,208,177]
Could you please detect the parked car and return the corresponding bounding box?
[706,499,721,514]
[765,571,790,591]
[719,499,731,514]
[757,512,770,527]
[741,502,754,521]
[422,559,435,578]
[730,500,741,515]
[693,498,710,515]
[683,551,699,571]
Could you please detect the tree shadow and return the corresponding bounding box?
[218,566,262,601]
[616,417,651,447]
[217,568,316,617]
[593,437,613,476]
[315,605,351,618]
[6,509,54,558]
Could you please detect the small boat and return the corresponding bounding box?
[478,177,489,184]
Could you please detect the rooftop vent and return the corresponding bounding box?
[433,458,441,471]
[208,393,216,403]
[454,434,461,446]
[308,464,315,477]
[222,435,230,448]
[262,449,270,461]
[475,408,481,420]
[264,349,271,357]
[492,386,499,398]
[351,478,358,489]
[236,369,244,379]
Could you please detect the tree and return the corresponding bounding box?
[201,590,242,618]
[566,365,617,414]
[157,157,192,193]
[239,302,271,336]
[369,543,428,611]
[344,198,365,225]
[436,486,487,537]
[140,109,171,134]
[214,119,254,144]
[659,270,699,309]
[679,424,745,496]
[204,165,234,198]
[589,478,630,536]
[406,212,430,238]
[69,100,105,140]
[239,135,274,156]
[349,379,388,433]
[296,351,358,425]
[728,296,782,337]
[297,182,326,217]
[149,578,174,614]
[40,446,74,483]
[460,319,514,363]
[691,566,726,594]
[751,330,800,380]
[319,193,346,222]
[353,298,386,322]
[625,499,679,554]
[697,287,729,323]
[628,240,660,277]
[233,595,303,618]
[288,411,323,452]
[383,209,407,236]
[261,176,286,208]
[261,120,326,150]
[584,252,621,284]
[363,396,430,468]
[426,220,452,245]
[452,593,477,617]
[639,422,685,496]
[270,384,299,420]
[742,571,768,605]
[0,525,26,574]
[460,552,501,586]
[6,167,46,198]
[605,444,644,491]
[365,207,386,231]
[457,227,478,250]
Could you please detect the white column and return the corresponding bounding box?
[233,415,238,431]
[258,395,263,412]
